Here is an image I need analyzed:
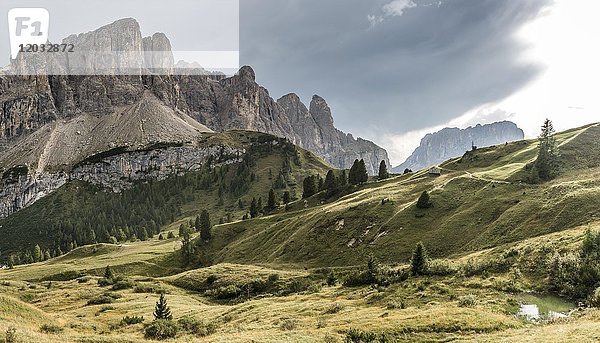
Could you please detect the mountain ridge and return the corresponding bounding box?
[393,121,525,172]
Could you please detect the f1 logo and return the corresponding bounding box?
[8,8,49,59]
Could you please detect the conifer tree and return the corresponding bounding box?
[416,191,432,209]
[348,159,359,185]
[283,191,291,204]
[153,293,173,320]
[338,170,348,187]
[104,265,114,280]
[267,189,277,210]
[250,197,258,218]
[410,242,429,276]
[44,250,51,261]
[195,215,201,231]
[257,197,263,213]
[302,176,317,198]
[535,118,560,181]
[357,159,369,184]
[378,160,389,180]
[33,244,42,262]
[200,209,212,241]
[324,170,338,195]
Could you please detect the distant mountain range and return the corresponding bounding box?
[393,121,525,172]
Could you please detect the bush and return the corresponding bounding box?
[279,319,298,331]
[87,292,121,306]
[87,295,114,305]
[98,278,114,287]
[134,284,165,294]
[121,315,144,326]
[324,302,345,314]
[205,284,241,300]
[5,327,17,343]
[206,274,219,285]
[386,299,406,310]
[144,319,178,340]
[112,279,136,291]
[177,317,217,337]
[40,324,63,334]
[458,294,477,307]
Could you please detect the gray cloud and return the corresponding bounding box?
[240,0,551,151]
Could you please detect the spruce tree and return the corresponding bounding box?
[302,176,317,198]
[249,197,258,218]
[200,209,212,241]
[378,160,389,180]
[535,118,559,181]
[348,159,359,185]
[410,242,429,276]
[324,170,338,195]
[153,293,173,320]
[357,159,369,184]
[33,244,42,262]
[283,191,291,204]
[194,215,201,231]
[104,265,114,280]
[181,228,194,265]
[338,170,348,187]
[257,197,263,213]
[416,191,432,209]
[267,189,277,210]
[44,250,51,261]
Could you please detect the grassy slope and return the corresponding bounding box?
[194,123,600,267]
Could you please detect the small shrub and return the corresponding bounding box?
[97,278,113,287]
[268,273,280,283]
[326,273,338,286]
[97,305,116,313]
[40,324,63,334]
[386,299,406,310]
[77,276,91,283]
[121,315,145,326]
[87,295,114,306]
[133,284,164,294]
[206,274,219,285]
[324,302,345,314]
[144,319,178,340]
[112,279,136,291]
[5,326,17,343]
[458,294,477,307]
[280,319,298,331]
[205,284,241,300]
[589,287,600,307]
[177,317,217,337]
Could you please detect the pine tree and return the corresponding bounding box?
[416,191,432,209]
[410,242,429,276]
[178,224,186,237]
[283,191,291,204]
[167,231,176,239]
[139,227,149,241]
[367,255,381,282]
[104,265,114,280]
[378,160,389,180]
[194,215,200,231]
[357,159,369,184]
[250,197,258,218]
[267,189,277,210]
[348,159,359,185]
[257,197,263,213]
[44,250,51,261]
[324,170,338,195]
[338,170,348,187]
[153,293,173,320]
[181,228,194,265]
[33,245,42,262]
[535,118,559,181]
[302,176,317,198]
[200,209,212,241]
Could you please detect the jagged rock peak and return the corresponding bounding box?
[309,95,334,127]
[238,66,256,82]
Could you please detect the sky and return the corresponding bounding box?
[240,0,600,165]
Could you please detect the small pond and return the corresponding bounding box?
[517,293,575,321]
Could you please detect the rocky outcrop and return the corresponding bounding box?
[0,143,243,218]
[393,121,525,172]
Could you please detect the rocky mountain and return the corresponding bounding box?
[0,18,389,217]
[393,121,525,172]
[2,18,389,175]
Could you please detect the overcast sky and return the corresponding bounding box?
[240,0,600,165]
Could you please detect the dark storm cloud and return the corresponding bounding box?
[240,0,551,137]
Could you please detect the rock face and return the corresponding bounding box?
[393,121,525,172]
[1,18,389,175]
